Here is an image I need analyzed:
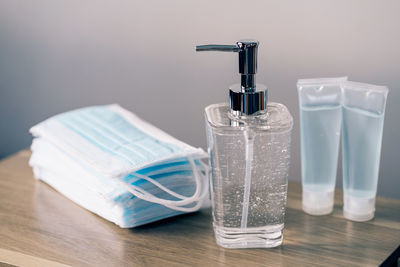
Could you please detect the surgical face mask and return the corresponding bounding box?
[29,104,209,227]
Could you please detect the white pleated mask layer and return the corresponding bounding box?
[29,104,209,227]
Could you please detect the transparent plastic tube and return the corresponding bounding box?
[240,131,253,229]
[342,82,388,222]
[297,77,347,215]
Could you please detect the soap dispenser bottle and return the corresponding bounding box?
[196,40,293,248]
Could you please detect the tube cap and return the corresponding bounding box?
[302,189,334,215]
[343,195,375,222]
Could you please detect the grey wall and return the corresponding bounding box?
[0,0,399,199]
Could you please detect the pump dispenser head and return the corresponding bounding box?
[196,39,267,115]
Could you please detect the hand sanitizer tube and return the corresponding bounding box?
[297,77,347,215]
[341,82,388,222]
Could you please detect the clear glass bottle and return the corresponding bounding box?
[205,102,292,248]
[197,40,293,248]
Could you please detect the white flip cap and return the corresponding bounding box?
[343,195,375,222]
[302,189,334,215]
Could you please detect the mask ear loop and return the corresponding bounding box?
[118,157,209,212]
[128,157,206,204]
[120,157,206,212]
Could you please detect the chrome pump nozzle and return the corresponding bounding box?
[196,39,267,115]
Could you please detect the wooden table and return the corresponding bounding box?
[0,150,399,266]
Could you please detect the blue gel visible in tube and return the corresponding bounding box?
[300,105,341,200]
[297,77,346,215]
[342,82,388,222]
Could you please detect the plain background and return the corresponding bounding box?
[0,0,399,199]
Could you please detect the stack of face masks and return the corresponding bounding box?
[29,104,209,228]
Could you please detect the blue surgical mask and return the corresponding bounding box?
[29,104,209,227]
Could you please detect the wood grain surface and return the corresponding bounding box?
[0,150,399,267]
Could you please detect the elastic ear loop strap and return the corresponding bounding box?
[120,158,209,212]
[130,158,204,205]
[120,158,206,212]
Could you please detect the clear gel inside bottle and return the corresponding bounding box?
[197,39,293,248]
[205,102,293,248]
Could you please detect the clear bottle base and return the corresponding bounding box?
[214,224,283,249]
